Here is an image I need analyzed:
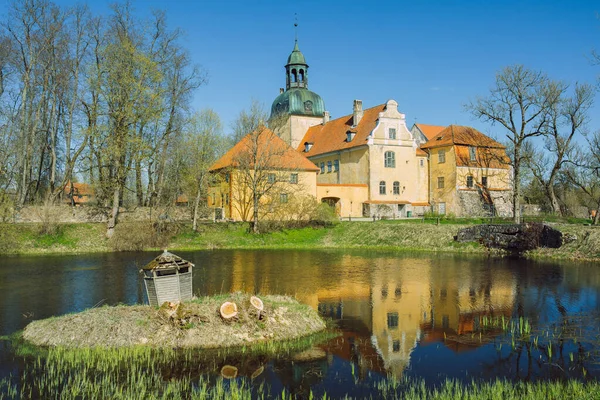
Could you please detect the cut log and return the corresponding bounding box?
[219,301,238,320]
[251,366,264,380]
[221,365,238,379]
[250,296,264,311]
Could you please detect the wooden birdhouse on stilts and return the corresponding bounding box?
[142,250,194,307]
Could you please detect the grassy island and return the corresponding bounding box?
[22,294,326,349]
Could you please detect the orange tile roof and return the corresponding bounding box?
[414,123,446,140]
[411,202,430,206]
[297,104,386,156]
[364,200,411,205]
[210,127,319,172]
[420,125,504,150]
[416,148,427,156]
[63,182,94,196]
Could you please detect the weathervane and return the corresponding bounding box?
[294,13,298,43]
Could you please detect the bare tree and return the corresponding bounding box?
[528,83,595,215]
[178,109,226,231]
[230,99,268,144]
[466,65,560,223]
[565,132,600,225]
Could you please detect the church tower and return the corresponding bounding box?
[270,39,326,149]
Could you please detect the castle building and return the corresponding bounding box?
[209,40,513,220]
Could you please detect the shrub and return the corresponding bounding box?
[109,220,181,251]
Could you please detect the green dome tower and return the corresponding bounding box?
[270,40,325,119]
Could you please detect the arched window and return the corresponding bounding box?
[291,69,297,83]
[379,181,386,195]
[393,181,400,195]
[299,69,305,82]
[384,151,395,168]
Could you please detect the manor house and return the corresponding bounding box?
[208,40,513,219]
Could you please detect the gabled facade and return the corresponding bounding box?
[297,99,429,218]
[420,125,513,217]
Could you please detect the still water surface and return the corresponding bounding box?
[1,250,599,396]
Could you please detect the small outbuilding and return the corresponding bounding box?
[142,250,194,307]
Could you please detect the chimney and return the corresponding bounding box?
[353,100,363,126]
[323,111,330,125]
[279,88,284,94]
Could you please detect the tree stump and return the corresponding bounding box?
[221,365,238,379]
[250,296,264,319]
[219,301,238,320]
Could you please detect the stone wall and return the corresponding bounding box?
[11,205,193,224]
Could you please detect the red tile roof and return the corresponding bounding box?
[297,104,386,156]
[420,125,504,150]
[210,127,319,172]
[414,123,446,140]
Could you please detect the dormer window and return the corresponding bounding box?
[304,142,313,152]
[346,131,356,142]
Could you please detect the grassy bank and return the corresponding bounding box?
[1,220,599,261]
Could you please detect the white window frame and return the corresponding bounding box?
[389,128,396,139]
[379,181,386,195]
[384,151,396,168]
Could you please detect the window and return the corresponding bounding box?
[304,142,312,152]
[393,340,400,352]
[346,131,355,142]
[384,151,396,168]
[420,159,424,167]
[466,175,473,188]
[320,162,325,174]
[379,181,386,195]
[280,193,288,203]
[393,181,400,195]
[290,173,298,184]
[327,161,332,173]
[224,174,229,183]
[437,177,444,189]
[387,312,399,329]
[268,173,276,184]
[482,176,488,187]
[389,128,396,139]
[439,202,446,215]
[333,159,339,172]
[469,146,477,161]
[438,150,446,163]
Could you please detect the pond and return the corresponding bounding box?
[1,250,599,398]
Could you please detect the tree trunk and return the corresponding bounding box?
[512,155,521,224]
[192,188,202,232]
[252,192,259,233]
[135,157,144,206]
[546,183,561,216]
[106,185,121,238]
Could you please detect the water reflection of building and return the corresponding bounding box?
[224,251,517,378]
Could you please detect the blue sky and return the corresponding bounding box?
[4,0,599,141]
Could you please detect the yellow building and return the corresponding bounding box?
[420,125,513,217]
[208,127,319,221]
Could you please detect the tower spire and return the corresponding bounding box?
[294,13,298,44]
